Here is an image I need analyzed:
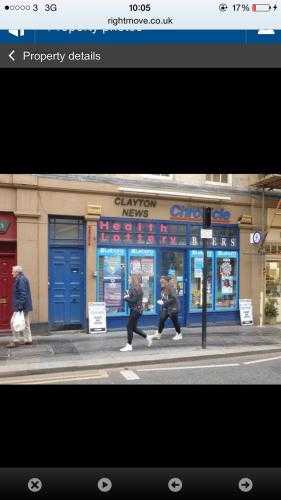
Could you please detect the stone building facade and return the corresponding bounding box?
[0,173,280,333]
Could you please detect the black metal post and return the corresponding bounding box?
[202,235,207,349]
[202,206,211,349]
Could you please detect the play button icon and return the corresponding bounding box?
[97,478,112,493]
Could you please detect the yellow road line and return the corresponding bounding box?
[0,370,109,384]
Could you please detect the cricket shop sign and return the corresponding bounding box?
[114,197,157,218]
[170,205,231,223]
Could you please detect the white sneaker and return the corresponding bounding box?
[153,331,162,340]
[173,333,183,340]
[120,343,133,352]
[146,335,153,347]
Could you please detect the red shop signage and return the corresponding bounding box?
[97,219,186,246]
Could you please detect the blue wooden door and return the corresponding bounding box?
[49,247,85,328]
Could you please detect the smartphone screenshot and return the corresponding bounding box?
[0,0,279,494]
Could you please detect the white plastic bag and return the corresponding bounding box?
[12,311,25,332]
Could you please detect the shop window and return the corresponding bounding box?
[266,261,281,298]
[161,250,184,297]
[97,247,156,316]
[190,250,213,311]
[97,248,126,315]
[215,251,238,310]
[129,248,156,313]
[49,217,84,242]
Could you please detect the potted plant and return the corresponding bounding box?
[265,298,279,325]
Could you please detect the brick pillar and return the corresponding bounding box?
[85,215,100,325]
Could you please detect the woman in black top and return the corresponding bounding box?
[153,276,182,340]
[120,273,154,352]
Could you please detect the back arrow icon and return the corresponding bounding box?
[9,49,15,62]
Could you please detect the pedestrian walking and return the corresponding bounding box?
[120,273,154,352]
[6,265,33,348]
[153,276,182,340]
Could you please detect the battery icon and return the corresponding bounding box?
[252,3,272,10]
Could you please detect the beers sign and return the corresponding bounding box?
[114,197,157,218]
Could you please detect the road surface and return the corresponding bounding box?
[1,351,281,384]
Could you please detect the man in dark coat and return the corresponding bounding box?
[7,265,33,348]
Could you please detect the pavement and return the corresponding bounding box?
[0,324,281,378]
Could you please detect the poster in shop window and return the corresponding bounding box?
[131,258,141,274]
[141,258,154,276]
[194,257,203,278]
[221,276,233,295]
[104,255,122,280]
[88,302,107,333]
[104,281,122,307]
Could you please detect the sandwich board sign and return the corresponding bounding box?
[88,302,107,333]
[239,299,253,326]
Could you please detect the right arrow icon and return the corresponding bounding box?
[239,477,253,493]
[9,49,15,62]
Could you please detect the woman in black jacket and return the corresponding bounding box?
[120,273,154,352]
[153,276,182,341]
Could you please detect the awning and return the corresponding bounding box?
[251,174,281,190]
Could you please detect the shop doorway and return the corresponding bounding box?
[0,252,16,330]
[266,260,281,323]
[49,247,85,329]
[160,250,186,326]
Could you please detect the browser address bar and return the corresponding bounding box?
[0,0,280,30]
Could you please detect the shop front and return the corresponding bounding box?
[96,216,240,330]
[265,241,281,323]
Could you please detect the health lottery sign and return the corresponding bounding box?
[170,205,231,223]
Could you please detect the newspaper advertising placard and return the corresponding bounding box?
[239,299,253,326]
[88,302,107,333]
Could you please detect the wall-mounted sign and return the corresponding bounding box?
[239,299,253,326]
[97,218,238,248]
[98,219,186,246]
[238,214,252,224]
[88,302,107,333]
[114,197,157,218]
[87,204,102,216]
[0,220,10,233]
[200,229,213,239]
[170,205,231,223]
[250,232,262,245]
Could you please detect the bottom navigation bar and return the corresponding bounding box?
[1,44,281,67]
[0,468,280,498]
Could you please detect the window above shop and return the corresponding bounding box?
[205,174,232,185]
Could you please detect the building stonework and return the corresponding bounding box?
[0,173,280,333]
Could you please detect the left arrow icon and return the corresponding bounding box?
[9,49,15,62]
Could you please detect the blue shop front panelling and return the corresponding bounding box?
[96,217,241,331]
